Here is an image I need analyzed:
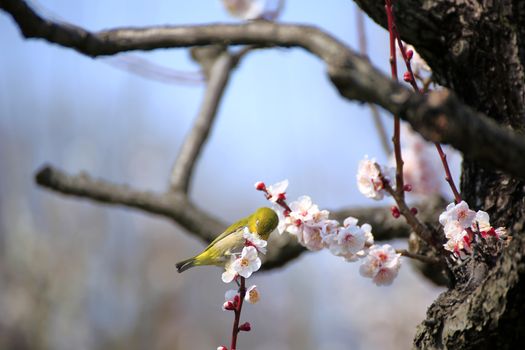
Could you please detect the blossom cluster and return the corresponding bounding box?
[256,180,402,286]
[439,201,507,257]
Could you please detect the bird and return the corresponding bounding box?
[175,207,278,273]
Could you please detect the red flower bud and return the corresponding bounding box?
[223,301,235,311]
[255,181,266,191]
[283,209,291,217]
[410,207,418,215]
[239,322,251,332]
[403,71,412,82]
[406,49,414,60]
[218,346,228,350]
[403,184,412,192]
[391,206,400,219]
[233,295,240,306]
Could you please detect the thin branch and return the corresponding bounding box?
[169,50,238,193]
[355,7,391,155]
[396,249,440,264]
[3,0,525,178]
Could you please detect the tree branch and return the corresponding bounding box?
[2,0,525,179]
[35,165,443,270]
[169,48,237,193]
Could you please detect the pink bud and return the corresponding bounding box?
[238,322,251,332]
[223,301,235,311]
[233,294,240,306]
[403,71,412,82]
[406,49,414,60]
[410,207,418,215]
[391,206,400,219]
[217,346,228,350]
[255,181,266,191]
[403,184,412,192]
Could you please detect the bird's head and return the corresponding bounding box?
[252,207,279,240]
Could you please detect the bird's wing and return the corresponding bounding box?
[205,216,249,250]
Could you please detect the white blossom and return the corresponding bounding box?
[265,179,288,203]
[471,210,507,239]
[359,244,401,286]
[328,224,366,258]
[245,285,260,304]
[221,256,238,283]
[356,157,393,200]
[439,201,476,228]
[243,227,267,254]
[231,246,261,279]
[442,220,471,254]
[221,0,265,20]
[297,222,325,251]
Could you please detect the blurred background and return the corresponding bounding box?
[0,1,447,349]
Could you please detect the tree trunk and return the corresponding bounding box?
[354,0,525,348]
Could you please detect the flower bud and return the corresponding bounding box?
[391,206,400,219]
[403,71,412,82]
[222,301,235,311]
[238,322,251,332]
[233,294,240,306]
[254,181,266,191]
[217,346,228,350]
[403,184,412,192]
[410,207,418,215]
[406,49,414,60]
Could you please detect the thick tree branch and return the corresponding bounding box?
[2,0,525,179]
[35,165,443,270]
[169,49,236,193]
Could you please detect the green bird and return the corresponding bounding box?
[175,207,278,273]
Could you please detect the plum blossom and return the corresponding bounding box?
[359,244,401,286]
[357,156,394,200]
[243,228,267,254]
[471,210,507,239]
[221,0,265,20]
[442,220,471,254]
[221,256,238,283]
[231,246,261,279]
[265,179,288,202]
[326,222,366,260]
[245,285,260,304]
[439,201,476,228]
[279,195,329,235]
[221,0,284,20]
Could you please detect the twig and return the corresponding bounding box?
[392,23,462,203]
[170,51,238,193]
[230,277,246,350]
[396,249,440,264]
[356,7,391,155]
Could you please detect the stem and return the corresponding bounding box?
[392,22,461,203]
[230,277,246,350]
[385,0,404,198]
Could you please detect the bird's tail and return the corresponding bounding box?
[175,257,196,273]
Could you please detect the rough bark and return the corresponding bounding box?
[354,0,525,348]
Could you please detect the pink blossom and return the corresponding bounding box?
[359,244,401,286]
